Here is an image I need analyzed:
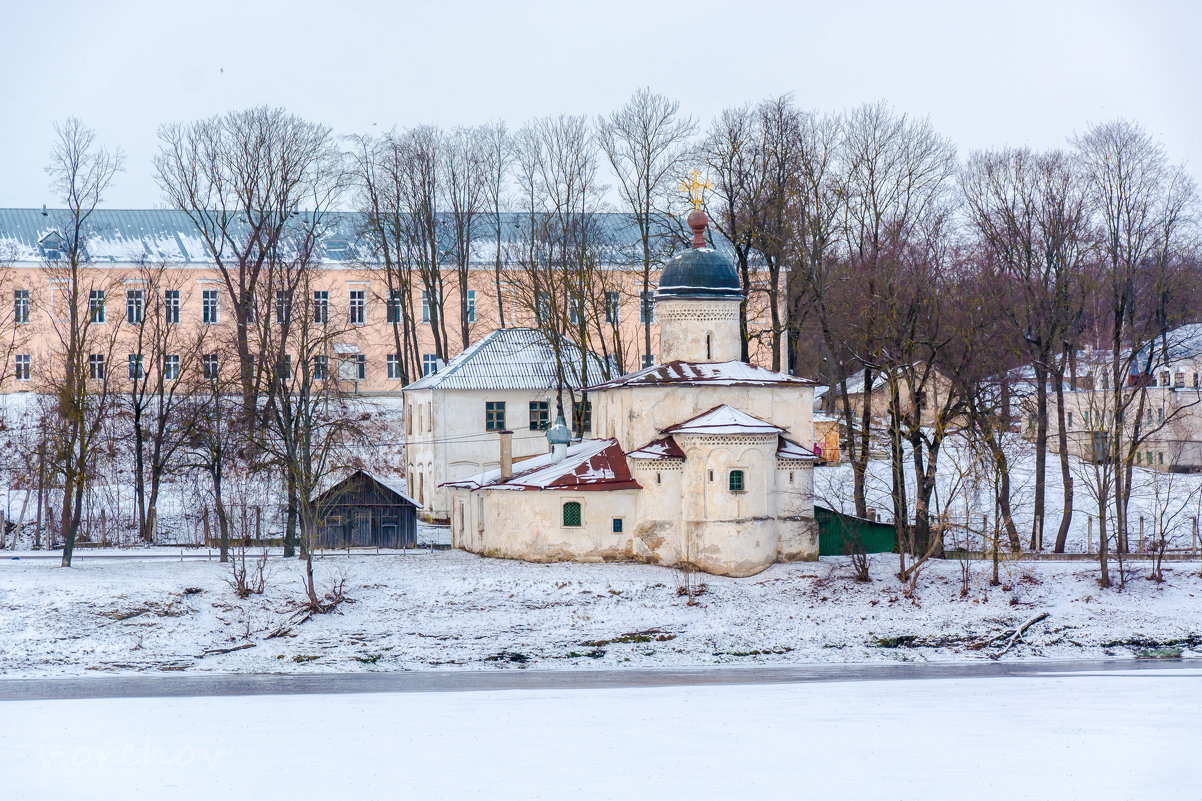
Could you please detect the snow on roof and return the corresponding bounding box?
[663,405,785,436]
[403,328,610,392]
[586,360,815,392]
[777,436,818,461]
[312,468,422,508]
[0,209,744,267]
[626,436,686,460]
[813,412,839,423]
[443,438,640,492]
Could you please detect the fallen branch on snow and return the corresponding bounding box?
[972,612,1050,659]
[197,642,257,658]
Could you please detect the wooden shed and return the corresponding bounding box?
[312,470,421,549]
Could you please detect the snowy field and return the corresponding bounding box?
[3,671,1200,800]
[817,434,1202,554]
[2,549,1200,676]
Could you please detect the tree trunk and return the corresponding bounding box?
[1053,368,1074,553]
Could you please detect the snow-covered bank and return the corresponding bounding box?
[4,672,1200,800]
[2,549,1200,676]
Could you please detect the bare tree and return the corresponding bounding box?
[961,147,1091,552]
[481,121,513,328]
[40,119,125,566]
[838,102,957,518]
[1073,119,1198,587]
[155,107,344,410]
[350,132,423,383]
[444,126,490,349]
[598,88,697,366]
[257,245,365,610]
[122,259,209,544]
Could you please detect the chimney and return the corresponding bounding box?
[499,430,513,481]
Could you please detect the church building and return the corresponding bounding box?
[443,210,819,577]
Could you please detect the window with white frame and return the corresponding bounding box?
[163,354,180,381]
[202,289,219,324]
[14,290,30,324]
[164,290,180,324]
[275,290,292,324]
[466,290,476,323]
[128,354,144,380]
[88,354,105,380]
[388,354,402,379]
[202,353,219,380]
[313,291,329,324]
[349,289,366,324]
[89,290,106,323]
[605,291,619,324]
[639,290,655,324]
[313,355,329,381]
[355,354,366,380]
[387,290,402,324]
[421,290,430,323]
[126,289,144,324]
[14,354,30,381]
[422,353,438,377]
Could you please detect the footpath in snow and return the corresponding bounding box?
[2,549,1200,675]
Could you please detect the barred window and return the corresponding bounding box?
[562,502,581,527]
[729,470,745,493]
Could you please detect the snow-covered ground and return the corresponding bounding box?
[2,548,1200,676]
[4,671,1200,800]
[816,433,1202,553]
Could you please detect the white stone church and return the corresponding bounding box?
[437,210,819,577]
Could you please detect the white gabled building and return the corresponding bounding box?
[443,211,820,577]
[401,328,607,518]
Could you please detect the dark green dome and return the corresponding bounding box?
[655,246,742,301]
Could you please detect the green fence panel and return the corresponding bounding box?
[815,504,897,556]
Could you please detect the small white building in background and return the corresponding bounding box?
[443,211,820,577]
[402,328,607,518]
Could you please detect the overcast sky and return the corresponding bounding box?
[1,0,1199,209]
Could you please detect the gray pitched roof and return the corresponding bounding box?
[403,327,611,391]
[0,208,742,267]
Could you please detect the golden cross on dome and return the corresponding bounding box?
[680,169,712,210]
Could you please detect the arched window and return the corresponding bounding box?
[729,470,745,492]
[563,501,582,527]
